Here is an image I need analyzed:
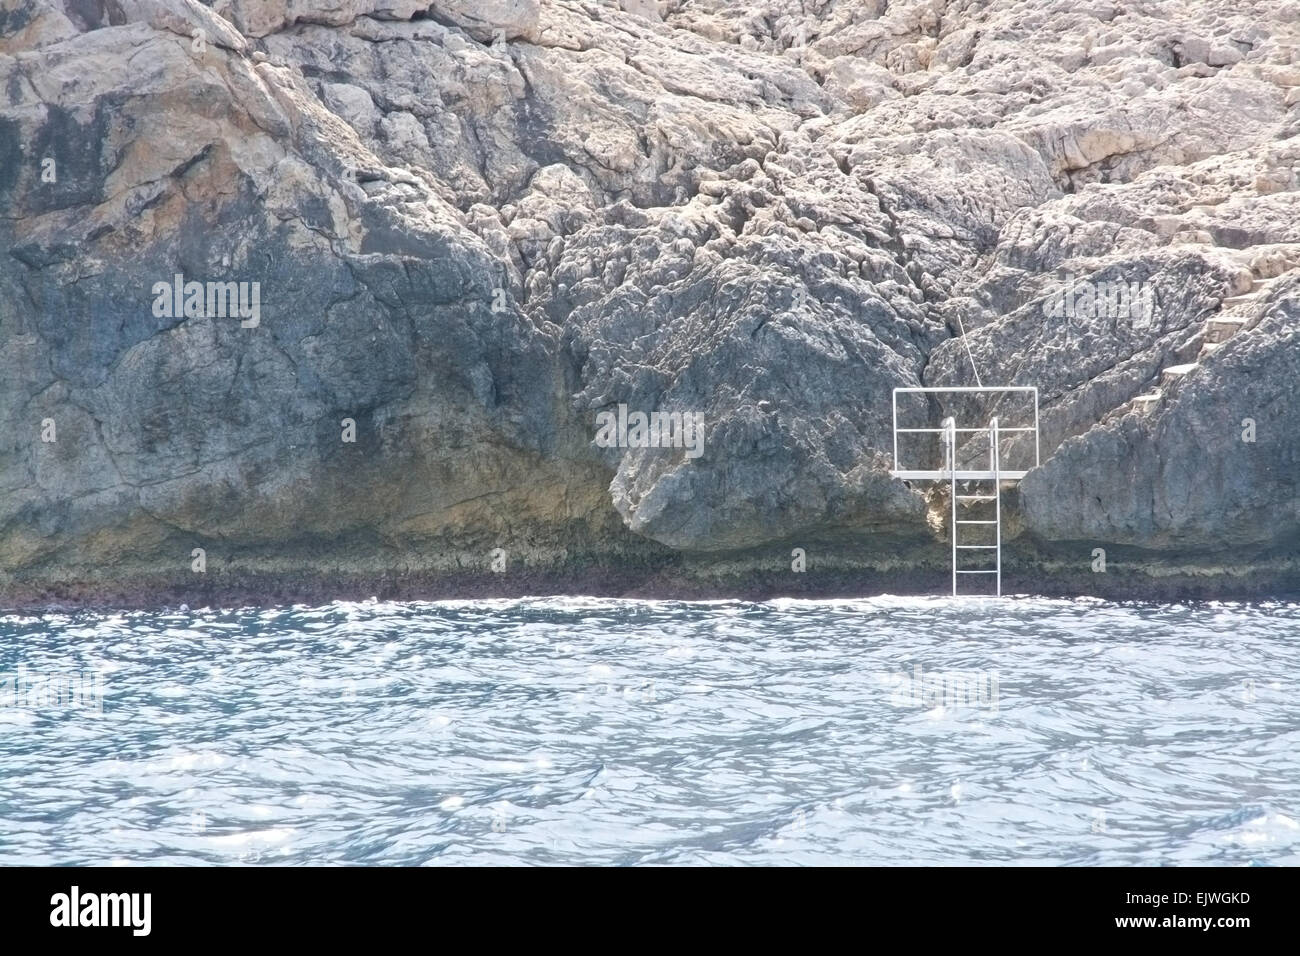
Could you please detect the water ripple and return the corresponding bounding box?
[0,597,1297,865]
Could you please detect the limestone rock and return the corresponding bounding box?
[4,0,1300,599]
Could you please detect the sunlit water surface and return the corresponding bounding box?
[1,597,1297,865]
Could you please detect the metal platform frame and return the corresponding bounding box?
[890,386,1040,596]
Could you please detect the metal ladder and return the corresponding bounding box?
[890,386,1039,598]
[945,416,1003,597]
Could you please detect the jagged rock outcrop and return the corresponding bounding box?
[2,0,1299,603]
[1020,281,1300,553]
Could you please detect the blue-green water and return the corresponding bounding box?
[1,597,1297,865]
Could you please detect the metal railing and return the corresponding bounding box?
[891,386,1039,477]
[895,388,1038,597]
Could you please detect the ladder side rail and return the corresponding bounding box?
[946,417,957,597]
[992,417,1002,596]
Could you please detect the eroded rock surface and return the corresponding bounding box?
[2,0,1299,601]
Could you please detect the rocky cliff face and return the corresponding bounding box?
[2,0,1299,605]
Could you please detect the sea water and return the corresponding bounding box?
[1,597,1296,865]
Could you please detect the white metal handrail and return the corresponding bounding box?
[892,385,1040,475]
[896,427,1036,432]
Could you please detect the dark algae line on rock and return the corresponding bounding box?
[3,0,1300,607]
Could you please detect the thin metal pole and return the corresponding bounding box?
[892,389,899,473]
[1033,388,1040,468]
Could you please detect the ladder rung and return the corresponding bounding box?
[955,545,997,549]
[956,494,997,500]
[955,570,999,574]
[956,520,998,525]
